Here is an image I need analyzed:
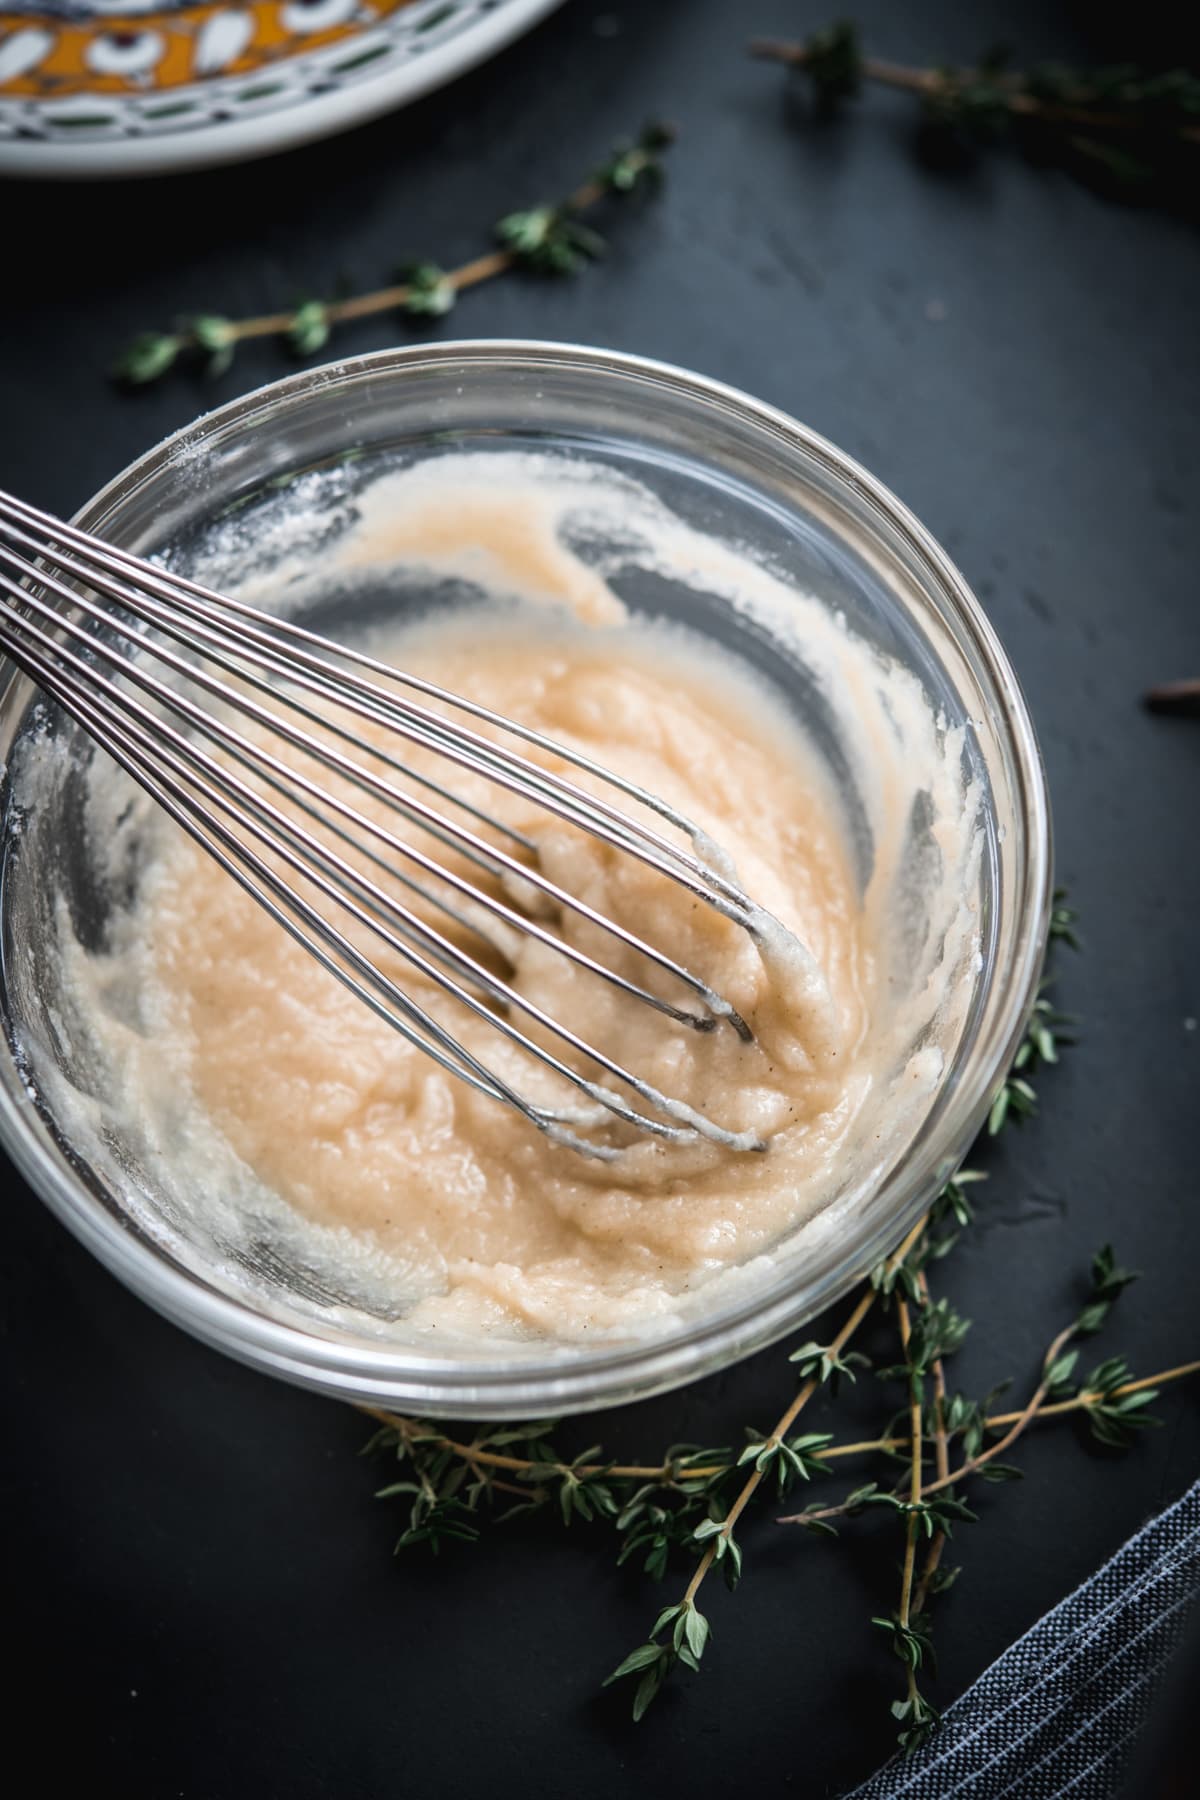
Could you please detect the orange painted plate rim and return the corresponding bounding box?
[0,0,565,179]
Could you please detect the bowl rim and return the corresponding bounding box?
[0,339,1052,1416]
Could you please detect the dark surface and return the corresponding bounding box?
[2,2,1198,1795]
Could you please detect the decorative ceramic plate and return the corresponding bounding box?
[0,0,563,177]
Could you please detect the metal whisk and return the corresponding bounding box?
[0,487,773,1160]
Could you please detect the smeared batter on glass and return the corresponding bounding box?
[45,454,981,1344]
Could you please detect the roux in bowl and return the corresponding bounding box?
[44,452,981,1344]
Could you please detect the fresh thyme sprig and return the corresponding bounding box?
[986,887,1077,1135]
[362,899,1199,1751]
[909,1268,954,1624]
[363,1349,1200,1503]
[751,23,1200,195]
[875,1290,938,1749]
[603,1265,901,1717]
[781,1247,1156,1533]
[113,124,674,386]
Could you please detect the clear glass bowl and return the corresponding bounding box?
[0,343,1051,1417]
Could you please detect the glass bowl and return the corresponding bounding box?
[0,342,1051,1417]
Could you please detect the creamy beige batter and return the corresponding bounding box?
[141,616,872,1337]
[35,453,982,1346]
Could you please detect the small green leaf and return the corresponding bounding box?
[801,19,864,110]
[1076,1299,1110,1335]
[189,313,236,377]
[1049,890,1080,949]
[846,1482,900,1512]
[112,331,182,385]
[788,1341,871,1390]
[682,1603,710,1663]
[1088,1356,1130,1393]
[288,299,330,355]
[604,1643,662,1684]
[1044,1348,1080,1394]
[596,120,676,193]
[1110,1389,1159,1414]
[976,1461,1024,1483]
[651,1603,684,1640]
[402,262,457,318]
[496,205,606,275]
[1092,1244,1140,1302]
[604,1640,673,1720]
[797,1512,840,1538]
[632,1659,668,1721]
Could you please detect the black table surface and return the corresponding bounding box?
[2,2,1198,1795]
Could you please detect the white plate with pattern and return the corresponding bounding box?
[0,0,564,177]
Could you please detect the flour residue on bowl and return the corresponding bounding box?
[24,452,983,1347]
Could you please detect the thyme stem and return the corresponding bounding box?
[682,1276,883,1607]
[1000,1361,1200,1419]
[361,1356,1200,1494]
[921,1322,1078,1500]
[114,130,673,385]
[780,1320,1095,1526]
[896,1294,923,1637]
[220,178,612,348]
[912,1270,952,1616]
[750,37,1200,144]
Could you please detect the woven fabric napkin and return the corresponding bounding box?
[847,1479,1200,1799]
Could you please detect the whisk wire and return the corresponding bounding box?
[0,554,739,1037]
[0,487,772,1156]
[0,601,713,1155]
[0,490,755,916]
